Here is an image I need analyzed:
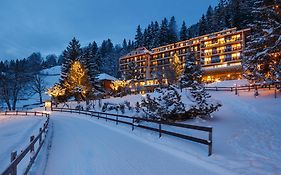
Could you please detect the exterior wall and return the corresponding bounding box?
[119,28,250,90]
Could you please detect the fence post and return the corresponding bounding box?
[235,84,238,95]
[16,111,18,115]
[30,136,35,153]
[39,128,42,145]
[116,116,118,125]
[208,128,213,156]
[10,151,17,175]
[159,121,162,138]
[275,85,277,98]
[132,118,134,131]
[26,111,27,115]
[35,112,37,116]
[106,114,107,122]
[215,87,218,91]
[98,113,100,119]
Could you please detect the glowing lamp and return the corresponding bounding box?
[44,100,52,110]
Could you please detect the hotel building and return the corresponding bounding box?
[119,28,250,91]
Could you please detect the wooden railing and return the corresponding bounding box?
[0,111,50,175]
[52,107,213,156]
[205,83,280,97]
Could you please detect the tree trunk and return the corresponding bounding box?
[39,92,42,104]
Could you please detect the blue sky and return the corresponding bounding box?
[0,0,218,60]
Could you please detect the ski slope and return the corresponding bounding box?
[34,113,230,175]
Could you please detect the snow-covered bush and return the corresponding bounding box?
[140,85,221,121]
[141,85,186,120]
[188,85,222,118]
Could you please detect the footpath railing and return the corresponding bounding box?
[0,111,50,175]
[52,107,213,156]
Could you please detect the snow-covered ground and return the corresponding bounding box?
[1,79,280,175]
[31,113,226,175]
[0,115,45,172]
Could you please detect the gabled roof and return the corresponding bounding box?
[96,73,117,81]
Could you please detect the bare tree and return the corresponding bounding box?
[31,74,47,103]
[0,60,32,110]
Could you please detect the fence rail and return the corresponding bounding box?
[0,111,50,175]
[52,107,213,156]
[205,82,281,92]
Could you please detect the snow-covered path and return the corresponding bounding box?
[40,113,226,175]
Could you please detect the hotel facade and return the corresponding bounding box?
[119,28,250,91]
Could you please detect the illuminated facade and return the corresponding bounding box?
[119,28,250,90]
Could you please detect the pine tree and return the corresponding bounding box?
[81,42,99,90]
[60,37,82,83]
[243,0,281,83]
[206,6,214,33]
[64,61,92,101]
[179,51,202,89]
[135,25,143,48]
[168,16,178,44]
[180,21,188,41]
[166,54,184,84]
[159,18,169,46]
[151,21,160,48]
[199,15,207,36]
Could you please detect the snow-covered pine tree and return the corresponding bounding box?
[141,86,185,120]
[179,50,221,118]
[243,0,281,84]
[60,37,82,83]
[189,85,221,117]
[151,21,160,48]
[179,51,202,89]
[179,21,188,41]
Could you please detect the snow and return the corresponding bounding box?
[38,85,281,175]
[206,79,250,87]
[2,79,281,175]
[0,115,45,172]
[96,73,117,81]
[33,113,227,175]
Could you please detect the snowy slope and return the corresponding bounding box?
[37,86,281,175]
[16,66,61,108]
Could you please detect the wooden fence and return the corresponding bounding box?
[0,111,50,175]
[52,107,213,156]
[205,83,280,97]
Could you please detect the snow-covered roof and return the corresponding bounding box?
[96,73,117,81]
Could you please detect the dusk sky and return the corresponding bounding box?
[0,0,218,60]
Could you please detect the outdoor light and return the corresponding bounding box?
[45,100,52,110]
